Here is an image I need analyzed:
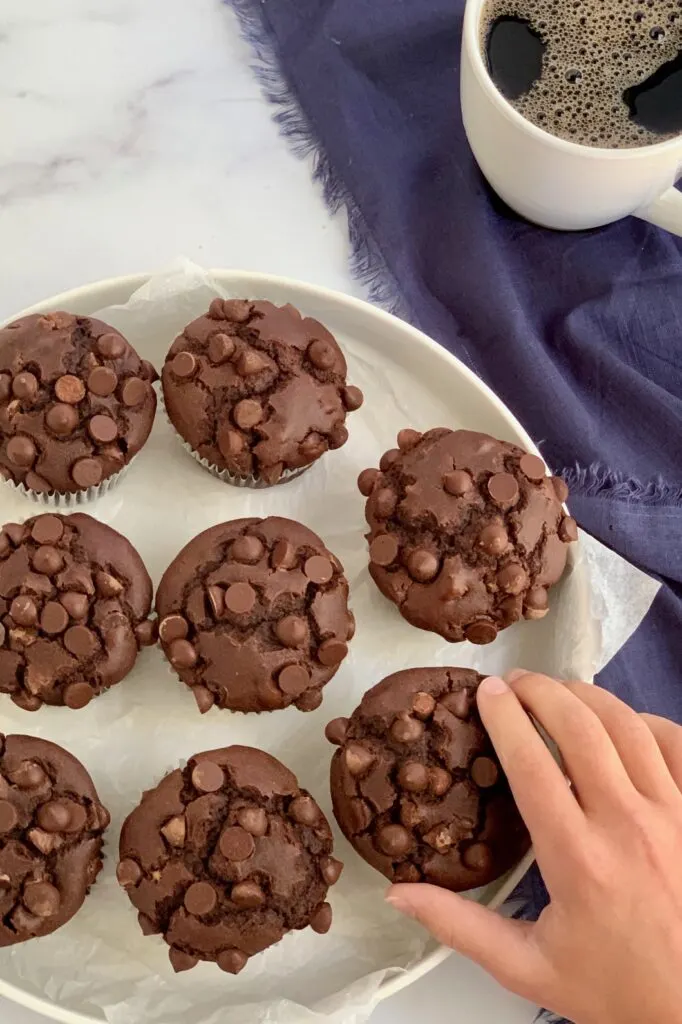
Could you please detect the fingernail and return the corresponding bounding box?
[478,675,510,696]
[385,887,417,919]
[505,668,529,683]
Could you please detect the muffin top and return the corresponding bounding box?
[327,667,530,891]
[162,298,363,485]
[0,733,109,947]
[0,513,155,711]
[359,428,577,643]
[156,517,354,714]
[117,745,341,974]
[0,311,157,495]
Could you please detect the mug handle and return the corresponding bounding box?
[635,187,682,237]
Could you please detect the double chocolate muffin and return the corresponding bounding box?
[359,428,577,644]
[0,311,157,499]
[327,668,530,891]
[0,513,155,710]
[117,745,342,973]
[162,298,363,486]
[156,517,354,714]
[0,733,109,946]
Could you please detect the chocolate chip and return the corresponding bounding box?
[31,515,63,545]
[552,476,569,503]
[277,664,310,696]
[397,428,421,451]
[231,535,264,563]
[184,881,217,916]
[219,826,255,861]
[64,626,99,658]
[237,807,268,837]
[519,453,546,481]
[32,545,63,575]
[463,842,492,872]
[169,638,197,669]
[373,487,397,519]
[223,300,252,323]
[135,620,157,646]
[88,414,118,444]
[97,333,126,359]
[224,582,256,615]
[161,815,186,847]
[208,333,235,364]
[46,403,78,435]
[218,428,244,458]
[11,693,42,712]
[429,766,452,796]
[325,717,349,745]
[487,472,520,506]
[169,949,199,973]
[304,555,333,584]
[233,399,263,430]
[559,516,578,543]
[13,372,39,402]
[397,762,429,792]
[379,448,401,472]
[7,435,36,467]
[406,549,439,582]
[208,298,226,319]
[158,613,189,644]
[0,800,18,833]
[317,638,348,666]
[171,351,197,379]
[376,824,412,857]
[218,949,248,975]
[471,757,499,788]
[344,743,375,776]
[40,601,69,635]
[193,686,215,714]
[121,377,147,407]
[36,801,71,832]
[231,880,265,908]
[369,534,399,567]
[275,615,307,647]
[412,691,436,719]
[465,620,498,645]
[443,469,473,496]
[71,457,103,489]
[23,881,60,918]
[390,714,424,744]
[308,340,335,369]
[237,349,268,376]
[296,687,323,712]
[320,856,344,885]
[206,585,224,618]
[271,538,296,568]
[64,682,95,709]
[8,761,46,788]
[27,829,61,855]
[342,385,363,411]
[497,563,528,595]
[87,367,118,397]
[117,859,143,888]
[10,596,38,627]
[310,902,333,934]
[357,468,380,496]
[524,587,549,620]
[191,761,224,793]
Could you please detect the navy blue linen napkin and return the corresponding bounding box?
[226,1,682,1019]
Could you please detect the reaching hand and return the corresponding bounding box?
[386,671,682,1024]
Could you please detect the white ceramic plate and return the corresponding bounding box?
[0,270,582,1024]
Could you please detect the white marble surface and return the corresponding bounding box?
[0,1,537,1021]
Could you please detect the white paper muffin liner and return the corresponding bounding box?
[161,391,312,489]
[2,463,130,508]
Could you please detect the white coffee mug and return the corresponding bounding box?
[461,0,682,234]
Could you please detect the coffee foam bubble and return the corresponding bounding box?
[480,0,682,147]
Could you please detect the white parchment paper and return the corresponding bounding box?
[0,263,660,1024]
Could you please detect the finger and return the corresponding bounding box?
[476,676,586,876]
[386,883,550,1003]
[641,714,682,793]
[562,682,679,803]
[507,672,637,816]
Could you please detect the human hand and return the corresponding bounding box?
[386,672,682,1024]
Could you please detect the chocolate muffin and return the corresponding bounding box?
[162,298,363,486]
[358,428,577,644]
[0,513,155,710]
[117,745,342,974]
[156,517,354,714]
[0,733,109,946]
[327,668,530,891]
[0,311,157,501]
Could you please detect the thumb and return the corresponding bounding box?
[386,883,549,1002]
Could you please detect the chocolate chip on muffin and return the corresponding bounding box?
[162,299,363,486]
[358,428,576,644]
[0,312,157,497]
[155,517,354,713]
[118,745,342,973]
[327,668,530,891]
[0,513,155,710]
[0,733,109,946]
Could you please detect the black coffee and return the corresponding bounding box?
[480,0,682,148]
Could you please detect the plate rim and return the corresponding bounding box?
[0,268,558,1022]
